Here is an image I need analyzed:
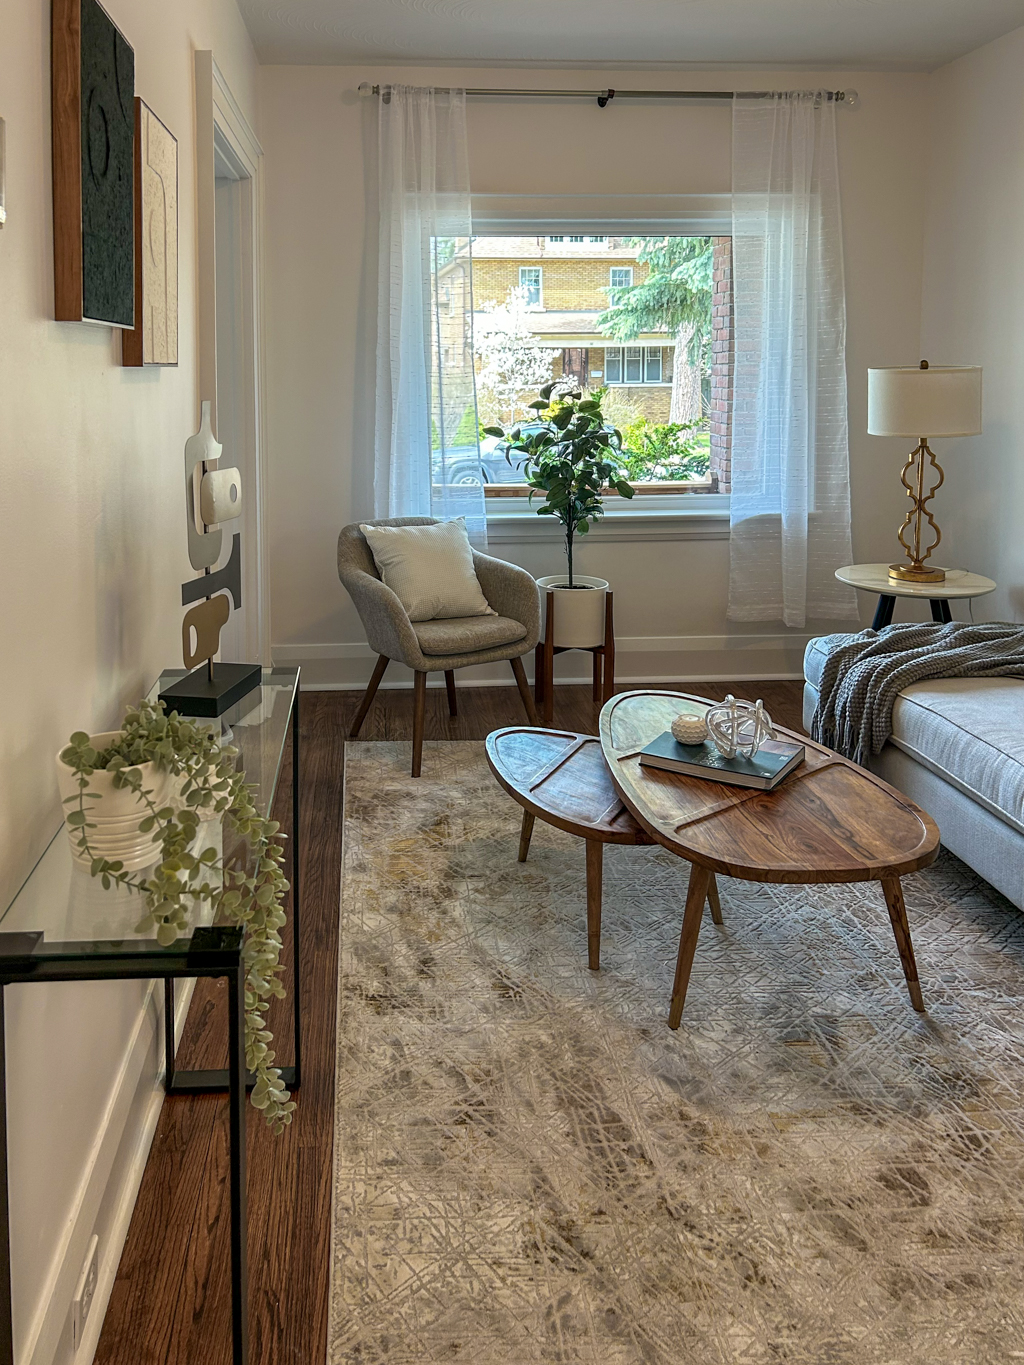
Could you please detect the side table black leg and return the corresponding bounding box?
[0,987,12,1365]
[228,962,249,1365]
[930,598,952,624]
[291,689,301,1087]
[872,594,897,630]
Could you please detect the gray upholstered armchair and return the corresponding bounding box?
[338,518,541,775]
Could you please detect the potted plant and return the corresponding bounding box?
[57,699,295,1132]
[486,381,634,647]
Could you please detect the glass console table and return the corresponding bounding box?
[0,667,301,1365]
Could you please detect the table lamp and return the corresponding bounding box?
[867,361,982,584]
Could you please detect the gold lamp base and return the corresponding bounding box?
[888,562,946,584]
[890,436,946,586]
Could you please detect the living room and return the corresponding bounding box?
[2,1,1024,1362]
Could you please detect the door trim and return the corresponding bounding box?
[195,51,270,665]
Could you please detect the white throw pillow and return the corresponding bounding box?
[359,519,496,622]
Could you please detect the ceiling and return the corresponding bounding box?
[238,0,1024,69]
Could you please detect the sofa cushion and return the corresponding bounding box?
[414,615,527,657]
[887,678,1024,836]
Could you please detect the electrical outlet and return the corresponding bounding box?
[72,1234,99,1354]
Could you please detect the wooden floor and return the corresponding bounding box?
[94,679,804,1365]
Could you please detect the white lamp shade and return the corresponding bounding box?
[867,365,982,438]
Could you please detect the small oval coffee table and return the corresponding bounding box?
[485,727,723,971]
[600,691,941,1027]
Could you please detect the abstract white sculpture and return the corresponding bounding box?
[705,695,775,760]
[671,712,710,746]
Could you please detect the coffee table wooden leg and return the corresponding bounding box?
[882,876,924,1011]
[669,864,711,1029]
[586,840,602,971]
[706,873,723,926]
[518,810,535,864]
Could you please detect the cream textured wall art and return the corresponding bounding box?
[122,99,177,366]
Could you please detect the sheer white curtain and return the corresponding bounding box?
[374,85,486,542]
[728,92,858,627]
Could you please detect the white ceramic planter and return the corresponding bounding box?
[56,731,183,871]
[537,574,609,649]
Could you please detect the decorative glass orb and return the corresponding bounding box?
[671,712,709,746]
[705,695,776,760]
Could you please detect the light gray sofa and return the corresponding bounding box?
[803,637,1024,910]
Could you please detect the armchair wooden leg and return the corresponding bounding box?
[349,654,389,738]
[444,670,457,719]
[510,656,539,726]
[412,671,426,777]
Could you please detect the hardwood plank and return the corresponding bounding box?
[95,680,802,1364]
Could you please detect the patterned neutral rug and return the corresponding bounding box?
[329,741,1024,1365]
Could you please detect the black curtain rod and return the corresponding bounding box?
[358,84,858,109]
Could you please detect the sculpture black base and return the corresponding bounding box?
[158,662,263,718]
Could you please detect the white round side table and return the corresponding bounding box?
[835,564,996,630]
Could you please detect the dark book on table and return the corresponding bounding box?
[638,732,805,790]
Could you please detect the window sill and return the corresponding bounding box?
[485,492,730,543]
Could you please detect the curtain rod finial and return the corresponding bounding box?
[839,89,859,109]
[357,82,378,97]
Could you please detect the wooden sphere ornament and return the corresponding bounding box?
[705,695,776,760]
[671,712,710,746]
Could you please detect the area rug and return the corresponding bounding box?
[329,741,1024,1364]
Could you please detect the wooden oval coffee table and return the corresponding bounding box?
[485,726,723,970]
[600,691,941,1027]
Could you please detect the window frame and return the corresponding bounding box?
[518,265,542,307]
[609,265,634,290]
[603,345,669,387]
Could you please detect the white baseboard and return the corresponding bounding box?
[273,634,811,690]
[25,980,193,1365]
[305,672,804,691]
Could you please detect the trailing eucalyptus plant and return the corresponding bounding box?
[60,699,295,1132]
[486,381,634,586]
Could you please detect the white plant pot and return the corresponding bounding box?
[56,731,184,871]
[537,574,609,649]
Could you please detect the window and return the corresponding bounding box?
[604,345,665,385]
[468,230,732,495]
[519,266,542,306]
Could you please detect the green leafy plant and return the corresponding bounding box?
[620,416,711,482]
[485,381,634,586]
[60,699,295,1132]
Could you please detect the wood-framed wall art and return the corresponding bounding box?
[122,99,178,366]
[51,0,135,327]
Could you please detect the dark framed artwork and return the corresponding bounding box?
[122,99,178,366]
[52,0,135,326]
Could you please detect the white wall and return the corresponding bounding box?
[921,24,1024,623]
[0,3,257,1361]
[259,65,933,687]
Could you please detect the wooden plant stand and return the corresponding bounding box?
[535,589,615,726]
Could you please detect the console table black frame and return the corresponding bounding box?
[0,671,301,1365]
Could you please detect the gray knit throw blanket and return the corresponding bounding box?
[811,621,1024,765]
